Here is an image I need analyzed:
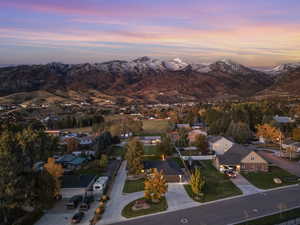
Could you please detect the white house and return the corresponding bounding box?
[208,136,234,155]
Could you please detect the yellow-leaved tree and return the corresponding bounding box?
[190,168,205,199]
[44,157,64,199]
[256,124,283,144]
[144,169,168,203]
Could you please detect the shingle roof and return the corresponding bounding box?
[61,174,96,188]
[143,159,182,175]
[217,144,252,165]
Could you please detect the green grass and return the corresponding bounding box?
[110,146,125,158]
[144,145,160,156]
[242,166,299,189]
[123,178,145,193]
[185,161,242,202]
[142,120,170,134]
[76,161,103,176]
[237,207,300,225]
[122,197,168,218]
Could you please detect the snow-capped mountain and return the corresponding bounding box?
[265,63,300,76]
[3,56,299,104]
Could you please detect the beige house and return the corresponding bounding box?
[208,136,234,155]
[213,144,269,172]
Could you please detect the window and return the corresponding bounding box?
[251,156,255,160]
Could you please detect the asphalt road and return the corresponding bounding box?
[110,185,300,225]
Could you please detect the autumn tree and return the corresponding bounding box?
[190,168,205,198]
[99,154,108,169]
[125,138,144,175]
[256,124,283,144]
[292,128,300,141]
[192,134,209,154]
[144,169,168,203]
[65,137,79,153]
[44,157,64,198]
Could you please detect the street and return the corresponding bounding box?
[109,185,300,225]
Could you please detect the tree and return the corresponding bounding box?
[176,128,189,147]
[65,137,79,153]
[99,154,108,169]
[226,121,252,144]
[192,134,209,154]
[144,169,168,203]
[157,134,174,157]
[190,168,205,198]
[256,124,283,144]
[292,128,300,141]
[44,157,64,198]
[125,138,144,175]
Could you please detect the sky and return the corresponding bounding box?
[0,0,300,67]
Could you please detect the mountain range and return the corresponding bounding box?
[0,57,300,104]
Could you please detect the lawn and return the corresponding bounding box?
[142,119,170,134]
[242,166,299,189]
[144,145,160,156]
[110,146,125,158]
[122,197,168,218]
[185,161,242,202]
[76,161,103,176]
[123,178,145,193]
[237,207,300,225]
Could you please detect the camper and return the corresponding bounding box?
[93,176,109,193]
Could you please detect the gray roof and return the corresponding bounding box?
[273,115,295,123]
[208,136,233,144]
[143,159,182,175]
[217,144,252,165]
[61,175,96,188]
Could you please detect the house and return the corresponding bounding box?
[143,159,183,183]
[176,124,191,129]
[213,144,268,172]
[208,136,234,155]
[78,136,93,146]
[61,174,96,198]
[273,115,295,124]
[139,136,161,145]
[45,130,61,137]
[56,154,87,169]
[188,129,207,143]
[280,140,300,158]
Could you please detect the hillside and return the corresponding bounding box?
[1,57,297,104]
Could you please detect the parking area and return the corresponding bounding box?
[258,151,300,176]
[35,194,101,225]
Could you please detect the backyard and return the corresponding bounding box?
[242,166,299,189]
[184,160,242,202]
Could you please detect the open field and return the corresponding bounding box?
[185,161,242,202]
[242,166,299,189]
[142,119,170,134]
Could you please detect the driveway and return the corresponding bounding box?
[165,183,199,210]
[230,174,262,195]
[258,151,300,176]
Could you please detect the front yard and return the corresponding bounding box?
[242,166,299,189]
[123,178,145,193]
[122,197,168,218]
[184,161,242,202]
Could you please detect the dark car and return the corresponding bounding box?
[71,211,84,224]
[66,195,83,209]
[79,195,94,211]
[225,170,237,178]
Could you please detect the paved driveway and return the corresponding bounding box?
[258,151,300,176]
[230,174,262,195]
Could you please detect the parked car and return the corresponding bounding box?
[66,195,83,209]
[71,211,84,224]
[225,170,237,178]
[79,195,94,211]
